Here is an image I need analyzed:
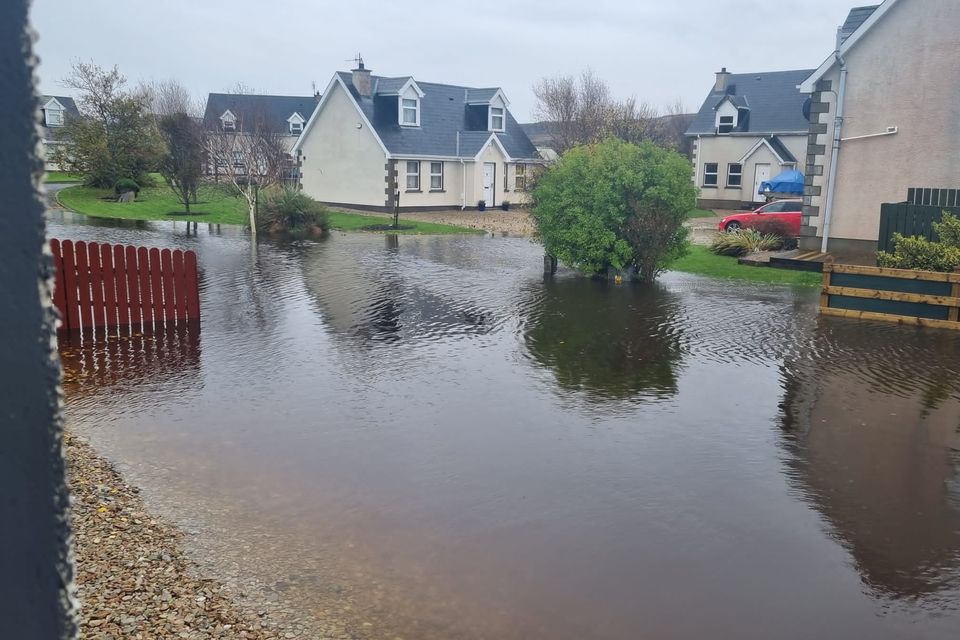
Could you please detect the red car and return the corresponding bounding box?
[718,199,803,234]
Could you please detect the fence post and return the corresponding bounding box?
[819,257,834,311]
[950,267,960,323]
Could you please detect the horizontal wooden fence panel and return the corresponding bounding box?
[50,239,200,333]
[820,262,960,329]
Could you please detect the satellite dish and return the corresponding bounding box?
[802,97,812,122]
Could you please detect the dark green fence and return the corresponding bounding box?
[907,187,960,207]
[878,203,960,253]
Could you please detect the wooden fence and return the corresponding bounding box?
[50,239,200,333]
[819,262,960,330]
[877,203,960,253]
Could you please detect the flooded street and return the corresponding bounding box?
[50,212,960,639]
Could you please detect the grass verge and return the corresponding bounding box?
[686,208,716,219]
[58,183,479,234]
[670,245,821,287]
[44,171,84,183]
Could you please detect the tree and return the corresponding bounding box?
[203,114,289,234]
[532,139,697,282]
[140,78,199,117]
[52,62,163,187]
[157,113,204,213]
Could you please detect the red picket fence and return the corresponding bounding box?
[50,239,200,332]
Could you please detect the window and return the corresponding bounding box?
[717,115,734,134]
[232,151,244,168]
[703,163,718,187]
[290,121,302,135]
[515,164,527,191]
[45,108,63,126]
[222,118,235,131]
[430,162,443,191]
[489,107,505,132]
[726,163,742,187]
[401,98,419,126]
[406,160,420,190]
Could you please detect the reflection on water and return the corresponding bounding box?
[524,277,685,401]
[780,320,960,604]
[49,212,960,639]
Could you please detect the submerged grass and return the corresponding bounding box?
[671,245,820,286]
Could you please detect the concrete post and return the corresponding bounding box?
[0,2,75,638]
[543,254,557,275]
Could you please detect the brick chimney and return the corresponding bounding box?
[714,67,731,92]
[352,59,372,98]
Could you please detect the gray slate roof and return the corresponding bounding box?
[335,72,539,160]
[767,136,797,163]
[203,93,319,133]
[840,5,880,44]
[686,69,814,136]
[39,95,79,140]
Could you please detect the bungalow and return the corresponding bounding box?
[685,68,813,209]
[799,0,960,254]
[293,61,542,211]
[38,95,79,170]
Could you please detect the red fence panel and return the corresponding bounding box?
[49,239,200,333]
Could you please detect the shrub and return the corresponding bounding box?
[751,218,795,238]
[877,233,960,272]
[113,178,140,195]
[710,229,783,257]
[257,188,329,237]
[532,138,697,282]
[933,212,960,248]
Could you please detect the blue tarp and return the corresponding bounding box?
[759,169,804,195]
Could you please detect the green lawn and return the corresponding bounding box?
[670,245,821,287]
[57,183,479,234]
[44,171,84,183]
[686,208,716,219]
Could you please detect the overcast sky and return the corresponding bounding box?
[31,0,852,120]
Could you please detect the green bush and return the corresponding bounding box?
[257,188,330,237]
[113,178,140,195]
[710,229,784,257]
[877,233,960,272]
[933,212,960,248]
[532,138,697,282]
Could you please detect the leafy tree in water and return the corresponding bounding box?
[157,113,204,213]
[532,138,697,282]
[52,62,163,187]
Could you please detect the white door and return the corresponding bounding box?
[483,163,496,205]
[753,163,771,203]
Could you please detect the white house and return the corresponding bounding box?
[799,0,960,254]
[38,95,79,170]
[293,62,542,211]
[685,69,813,209]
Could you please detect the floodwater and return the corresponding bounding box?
[50,212,960,639]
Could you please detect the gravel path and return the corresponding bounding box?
[66,432,320,639]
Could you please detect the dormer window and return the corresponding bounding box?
[401,98,419,126]
[45,108,63,127]
[287,112,305,135]
[717,115,734,134]
[221,110,237,131]
[489,107,505,132]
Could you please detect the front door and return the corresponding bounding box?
[483,163,496,206]
[753,163,771,203]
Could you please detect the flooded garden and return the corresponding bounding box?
[50,212,960,639]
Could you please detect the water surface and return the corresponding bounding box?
[51,212,960,639]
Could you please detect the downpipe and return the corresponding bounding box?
[820,53,847,253]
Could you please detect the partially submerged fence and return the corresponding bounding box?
[819,262,960,330]
[50,239,200,333]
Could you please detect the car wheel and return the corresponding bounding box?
[725,221,742,232]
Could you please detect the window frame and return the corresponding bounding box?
[429,162,444,191]
[400,97,420,127]
[222,118,236,132]
[45,109,63,127]
[717,115,734,135]
[289,121,303,135]
[489,106,505,132]
[726,163,742,187]
[405,160,421,191]
[514,163,526,191]
[703,162,719,187]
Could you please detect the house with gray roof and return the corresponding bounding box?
[798,0,959,255]
[38,95,79,170]
[686,68,813,209]
[293,61,542,211]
